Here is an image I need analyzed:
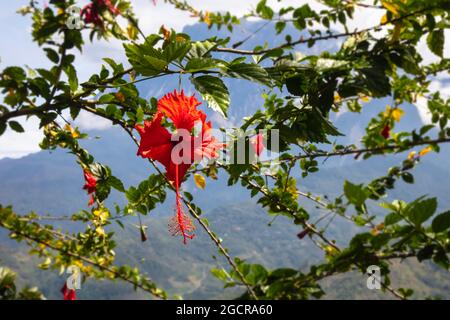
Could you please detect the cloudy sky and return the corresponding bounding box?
[0,0,448,159]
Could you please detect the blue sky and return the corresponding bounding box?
[0,0,448,158]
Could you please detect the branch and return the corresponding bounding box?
[0,68,134,123]
[214,7,437,55]
[291,137,450,161]
[0,214,166,299]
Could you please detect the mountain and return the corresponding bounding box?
[1,20,449,300]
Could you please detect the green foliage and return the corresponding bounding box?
[0,267,45,300]
[191,75,230,117]
[427,29,445,58]
[0,0,449,301]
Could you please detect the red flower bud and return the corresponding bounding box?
[381,124,390,139]
[83,170,97,206]
[297,229,310,239]
[61,283,76,300]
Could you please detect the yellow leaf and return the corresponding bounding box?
[129,70,136,82]
[391,108,404,122]
[64,124,79,138]
[360,95,370,102]
[202,11,212,26]
[408,151,416,160]
[115,92,125,103]
[380,13,388,24]
[127,24,138,40]
[391,23,402,42]
[371,222,385,235]
[419,146,432,157]
[176,35,186,42]
[73,260,83,268]
[159,24,171,40]
[324,245,338,256]
[333,93,342,103]
[96,227,106,237]
[381,0,399,16]
[94,208,110,223]
[383,105,392,118]
[194,173,206,190]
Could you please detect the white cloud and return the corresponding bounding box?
[0,118,43,159]
[0,0,448,159]
[415,76,450,124]
[73,110,113,130]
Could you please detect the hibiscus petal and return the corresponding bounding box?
[193,120,225,161]
[136,112,173,169]
[157,90,203,132]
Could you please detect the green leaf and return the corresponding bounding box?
[44,48,59,64]
[360,67,391,97]
[108,176,125,192]
[384,212,403,225]
[293,4,315,19]
[99,93,115,104]
[64,65,78,92]
[185,58,221,73]
[401,172,414,184]
[431,211,450,233]
[191,75,230,117]
[143,56,168,74]
[285,73,311,96]
[162,41,191,62]
[126,186,140,203]
[103,58,122,73]
[39,112,58,128]
[407,197,437,226]
[247,264,268,285]
[136,107,144,123]
[124,43,168,76]
[224,63,272,86]
[70,105,81,120]
[36,68,56,83]
[3,67,26,82]
[256,0,274,19]
[9,121,24,133]
[0,122,7,136]
[186,41,217,59]
[210,268,230,282]
[344,180,368,207]
[427,29,444,58]
[275,21,286,34]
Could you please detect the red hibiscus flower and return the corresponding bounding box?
[83,170,97,206]
[136,90,224,244]
[250,133,264,157]
[381,124,391,139]
[61,283,76,300]
[81,0,120,27]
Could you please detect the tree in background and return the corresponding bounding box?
[0,0,449,299]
